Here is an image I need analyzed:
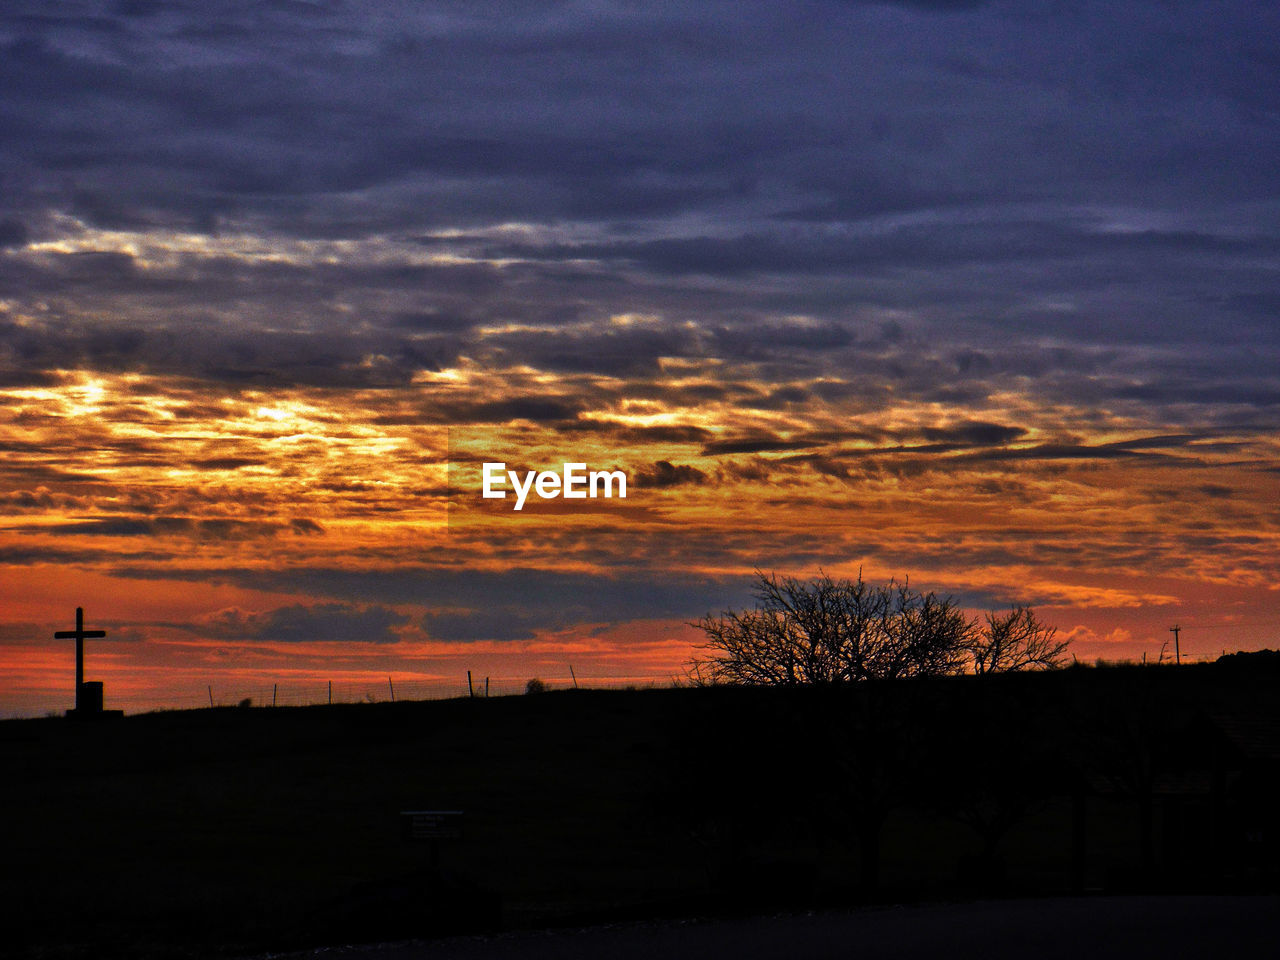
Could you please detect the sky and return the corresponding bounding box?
[1,0,1278,716]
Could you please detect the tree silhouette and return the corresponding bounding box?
[968,606,1069,674]
[691,571,1065,685]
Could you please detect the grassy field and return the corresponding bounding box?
[4,662,1278,958]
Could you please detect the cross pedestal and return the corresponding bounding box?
[54,607,109,718]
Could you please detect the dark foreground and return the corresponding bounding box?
[268,896,1280,960]
[5,659,1280,958]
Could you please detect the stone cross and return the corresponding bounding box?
[54,607,106,713]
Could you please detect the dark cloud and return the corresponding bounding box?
[921,422,1027,446]
[0,488,62,510]
[871,1,990,9]
[191,457,258,470]
[115,564,747,642]
[432,396,586,424]
[481,325,696,377]
[710,319,852,355]
[0,313,465,389]
[952,437,1200,466]
[41,516,322,541]
[1115,381,1280,407]
[422,607,554,643]
[202,602,406,644]
[1197,484,1235,499]
[1,1,1279,622]
[635,460,707,489]
[390,310,478,333]
[0,543,174,565]
[0,220,28,248]
[702,436,826,456]
[602,424,714,445]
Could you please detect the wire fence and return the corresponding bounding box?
[113,673,685,715]
[134,653,1234,713]
[12,651,1252,720]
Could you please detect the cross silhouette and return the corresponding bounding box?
[54,607,107,712]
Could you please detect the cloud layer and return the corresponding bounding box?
[1,2,1278,713]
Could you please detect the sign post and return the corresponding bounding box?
[400,810,464,871]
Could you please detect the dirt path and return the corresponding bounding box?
[265,895,1279,960]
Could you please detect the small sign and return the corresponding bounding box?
[401,809,463,840]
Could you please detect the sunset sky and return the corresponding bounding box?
[2,0,1278,717]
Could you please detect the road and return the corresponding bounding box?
[264,895,1279,960]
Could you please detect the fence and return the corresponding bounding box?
[101,673,683,716]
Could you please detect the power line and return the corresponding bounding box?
[1164,618,1276,629]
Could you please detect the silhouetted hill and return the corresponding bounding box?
[1215,648,1280,671]
[4,661,1279,958]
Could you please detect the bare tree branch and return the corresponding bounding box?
[968,606,1069,674]
[691,574,1068,685]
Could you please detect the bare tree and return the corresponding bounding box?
[866,580,973,680]
[690,571,974,685]
[691,573,1068,684]
[968,606,1069,674]
[688,572,848,685]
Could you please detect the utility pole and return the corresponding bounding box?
[1169,625,1181,665]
